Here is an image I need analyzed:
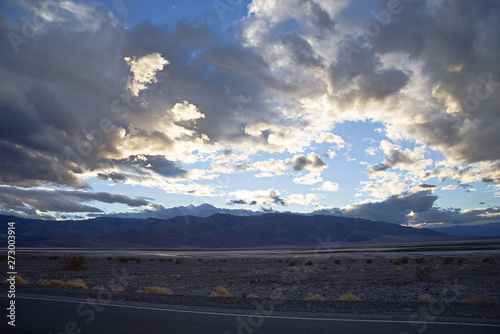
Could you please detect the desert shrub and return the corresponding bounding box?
[365,259,373,264]
[318,264,327,270]
[334,259,341,264]
[15,275,28,285]
[289,260,297,266]
[349,259,357,263]
[306,293,324,301]
[443,257,454,265]
[305,260,316,266]
[414,257,426,264]
[413,265,436,281]
[174,258,183,265]
[111,284,123,292]
[482,257,494,264]
[462,294,495,304]
[394,257,409,265]
[247,294,258,299]
[209,286,232,297]
[457,258,465,265]
[48,255,59,260]
[418,294,434,302]
[64,255,86,271]
[338,293,360,301]
[118,257,128,263]
[106,257,112,260]
[145,286,173,295]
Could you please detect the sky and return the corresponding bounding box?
[0,0,499,227]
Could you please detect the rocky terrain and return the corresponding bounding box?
[6,252,500,324]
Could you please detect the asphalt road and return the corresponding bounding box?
[2,296,499,334]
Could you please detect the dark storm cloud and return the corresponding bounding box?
[0,187,149,213]
[280,30,324,68]
[308,0,336,33]
[338,190,438,224]
[366,0,500,163]
[330,48,409,102]
[0,1,281,190]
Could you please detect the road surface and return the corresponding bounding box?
[2,296,499,334]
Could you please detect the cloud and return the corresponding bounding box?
[280,30,324,68]
[317,181,340,192]
[408,206,500,228]
[125,53,170,96]
[0,186,149,213]
[337,190,438,224]
[97,171,127,183]
[293,171,323,185]
[117,155,187,178]
[369,141,431,175]
[1,0,499,221]
[418,184,436,189]
[228,189,288,207]
[288,153,327,172]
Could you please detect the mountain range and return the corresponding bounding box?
[0,209,454,248]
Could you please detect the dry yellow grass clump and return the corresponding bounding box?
[209,286,232,297]
[92,286,106,291]
[338,293,361,301]
[65,279,88,289]
[305,293,325,301]
[111,284,124,292]
[462,294,495,304]
[418,294,434,302]
[247,294,258,299]
[144,286,173,295]
[15,275,28,285]
[37,279,65,287]
[37,279,87,289]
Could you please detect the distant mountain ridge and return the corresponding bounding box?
[0,212,450,248]
[430,222,500,237]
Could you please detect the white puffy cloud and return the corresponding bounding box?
[316,181,340,192]
[125,53,170,97]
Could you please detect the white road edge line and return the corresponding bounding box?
[9,295,500,328]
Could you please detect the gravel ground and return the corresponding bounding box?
[4,253,500,323]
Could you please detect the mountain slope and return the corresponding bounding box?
[1,213,449,248]
[430,222,500,237]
